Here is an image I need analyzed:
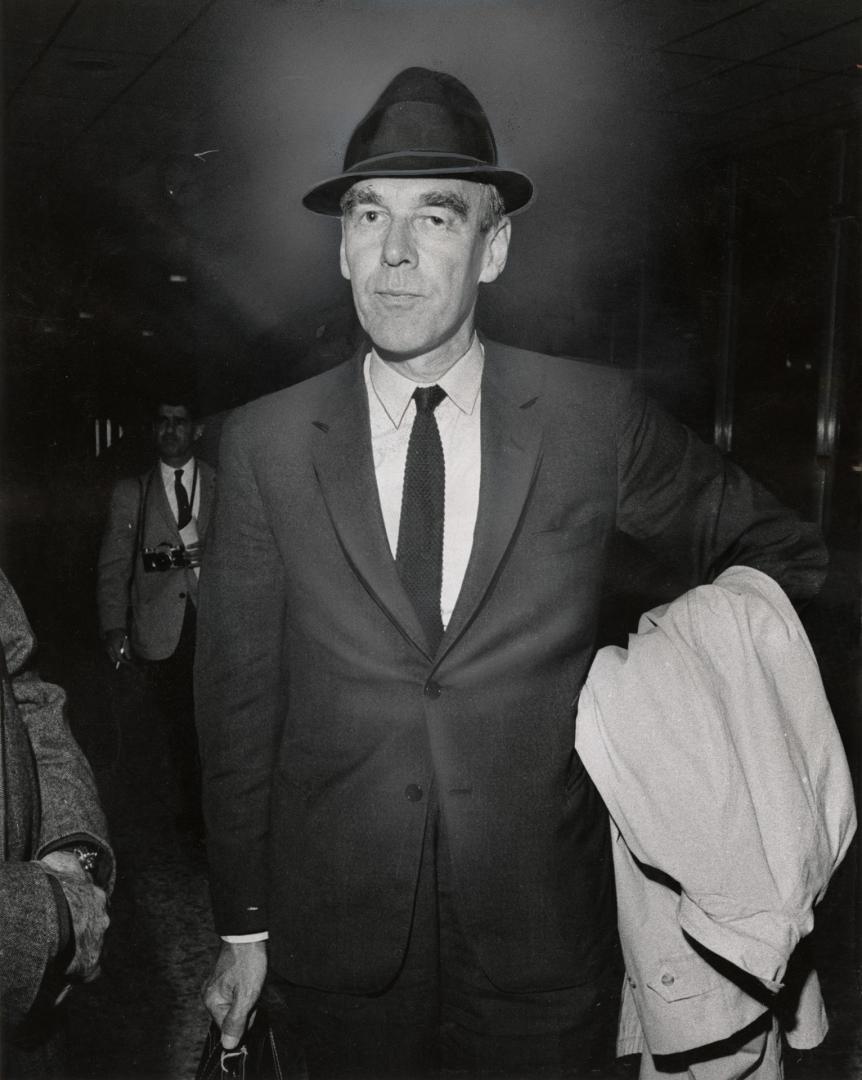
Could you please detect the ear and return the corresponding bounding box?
[479,217,511,285]
[339,227,351,281]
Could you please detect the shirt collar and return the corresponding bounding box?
[159,456,195,482]
[368,335,484,430]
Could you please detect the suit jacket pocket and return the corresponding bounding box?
[530,511,607,557]
[646,950,725,1003]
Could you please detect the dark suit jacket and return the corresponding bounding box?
[97,459,216,660]
[195,340,826,995]
[0,569,113,1032]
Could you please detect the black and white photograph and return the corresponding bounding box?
[1,2,860,1078]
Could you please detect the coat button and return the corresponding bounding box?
[179,592,187,599]
[404,784,423,802]
[424,681,441,699]
[661,973,675,987]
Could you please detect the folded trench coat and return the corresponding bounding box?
[576,565,857,1057]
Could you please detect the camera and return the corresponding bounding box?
[141,544,191,572]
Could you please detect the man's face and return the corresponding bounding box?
[339,177,509,367]
[154,404,197,466]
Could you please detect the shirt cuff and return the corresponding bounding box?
[221,932,269,943]
[45,872,75,969]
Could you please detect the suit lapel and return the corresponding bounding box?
[439,341,545,657]
[310,342,546,661]
[310,355,432,657]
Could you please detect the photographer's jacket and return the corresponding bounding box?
[196,340,827,994]
[97,459,216,660]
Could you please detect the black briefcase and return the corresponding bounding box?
[195,1007,307,1080]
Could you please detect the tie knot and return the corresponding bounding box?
[413,385,446,415]
[174,469,183,480]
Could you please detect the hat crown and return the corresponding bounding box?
[345,67,497,170]
[301,66,533,216]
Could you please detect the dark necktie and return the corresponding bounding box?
[396,385,447,652]
[174,469,192,530]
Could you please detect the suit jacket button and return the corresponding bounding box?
[404,784,423,802]
[179,592,186,599]
[661,973,675,987]
[424,681,441,699]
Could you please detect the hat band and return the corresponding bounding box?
[345,150,492,175]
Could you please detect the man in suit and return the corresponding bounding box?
[97,394,215,833]
[0,567,113,1078]
[196,69,827,1077]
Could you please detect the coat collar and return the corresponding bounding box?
[310,338,545,660]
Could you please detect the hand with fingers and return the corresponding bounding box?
[39,850,110,982]
[203,939,268,1050]
[103,628,131,669]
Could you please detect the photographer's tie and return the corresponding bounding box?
[174,469,192,530]
[396,385,446,652]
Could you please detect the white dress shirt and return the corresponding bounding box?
[159,457,201,526]
[365,335,483,628]
[159,457,201,579]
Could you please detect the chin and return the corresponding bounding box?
[367,324,435,360]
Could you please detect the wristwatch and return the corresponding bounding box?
[67,844,102,876]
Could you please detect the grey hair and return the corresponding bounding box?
[477,183,506,234]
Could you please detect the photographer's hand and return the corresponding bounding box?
[103,629,131,667]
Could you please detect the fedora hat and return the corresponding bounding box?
[302,67,533,216]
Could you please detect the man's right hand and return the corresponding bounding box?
[202,940,268,1050]
[103,629,131,666]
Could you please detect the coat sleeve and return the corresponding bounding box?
[96,476,140,636]
[613,381,828,601]
[194,414,287,936]
[0,570,113,1027]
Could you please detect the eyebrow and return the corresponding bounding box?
[417,190,470,219]
[341,187,384,215]
[340,186,470,220]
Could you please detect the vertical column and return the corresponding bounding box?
[714,161,739,454]
[814,129,850,533]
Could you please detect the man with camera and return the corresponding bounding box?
[97,395,215,834]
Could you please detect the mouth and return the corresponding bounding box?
[375,290,423,308]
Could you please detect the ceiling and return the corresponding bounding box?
[2,0,861,409]
[5,0,860,185]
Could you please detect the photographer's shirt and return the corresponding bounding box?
[160,458,201,578]
[159,457,201,525]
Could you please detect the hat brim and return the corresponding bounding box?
[302,156,534,216]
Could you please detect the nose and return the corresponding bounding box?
[381,217,416,268]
